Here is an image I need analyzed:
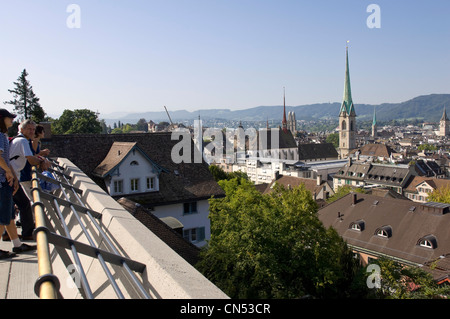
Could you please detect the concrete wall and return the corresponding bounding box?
[48,158,228,299]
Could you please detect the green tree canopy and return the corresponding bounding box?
[52,109,102,134]
[326,185,366,203]
[418,144,437,152]
[197,178,361,298]
[326,132,339,148]
[368,257,450,299]
[427,185,450,204]
[4,69,46,122]
[209,164,249,183]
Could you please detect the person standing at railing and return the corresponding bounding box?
[20,124,51,199]
[8,119,46,244]
[0,109,35,258]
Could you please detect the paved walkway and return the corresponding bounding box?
[0,236,39,299]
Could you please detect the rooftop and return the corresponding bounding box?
[318,192,450,280]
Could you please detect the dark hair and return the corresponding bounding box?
[35,124,45,137]
[0,117,7,133]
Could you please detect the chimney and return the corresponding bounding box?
[351,192,357,205]
[316,175,321,186]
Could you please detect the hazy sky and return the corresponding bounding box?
[1,1,449,118]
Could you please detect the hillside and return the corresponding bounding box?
[101,94,450,124]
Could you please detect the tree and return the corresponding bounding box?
[427,185,450,204]
[209,164,249,183]
[367,257,450,299]
[197,179,361,298]
[4,69,46,122]
[418,144,437,152]
[326,133,339,148]
[52,109,102,134]
[136,118,148,132]
[326,185,366,203]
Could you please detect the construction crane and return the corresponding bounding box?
[164,105,174,126]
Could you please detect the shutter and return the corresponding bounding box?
[198,227,205,241]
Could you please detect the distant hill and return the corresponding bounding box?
[100,94,450,125]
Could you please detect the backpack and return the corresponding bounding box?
[9,135,26,161]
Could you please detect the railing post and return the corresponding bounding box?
[31,166,59,299]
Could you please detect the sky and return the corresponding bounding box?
[0,0,449,119]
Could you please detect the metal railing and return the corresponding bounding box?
[31,160,151,299]
[31,166,59,299]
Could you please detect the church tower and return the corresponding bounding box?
[439,107,450,137]
[339,45,356,158]
[288,111,297,133]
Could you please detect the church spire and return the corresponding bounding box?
[372,106,377,126]
[282,87,287,133]
[340,44,355,116]
[441,106,449,121]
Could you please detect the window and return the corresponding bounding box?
[130,161,139,166]
[146,177,155,190]
[377,229,389,238]
[418,235,437,249]
[350,220,365,232]
[375,226,392,238]
[113,180,123,194]
[183,202,198,215]
[183,227,205,243]
[130,178,140,192]
[420,240,433,248]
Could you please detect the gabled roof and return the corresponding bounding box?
[404,175,450,193]
[93,142,164,178]
[44,132,226,206]
[352,143,394,158]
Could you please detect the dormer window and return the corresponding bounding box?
[418,235,437,249]
[349,220,365,232]
[375,225,392,238]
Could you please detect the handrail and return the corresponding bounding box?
[31,159,150,299]
[48,160,151,299]
[31,166,59,299]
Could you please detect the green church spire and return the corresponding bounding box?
[340,45,355,116]
[372,106,377,126]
